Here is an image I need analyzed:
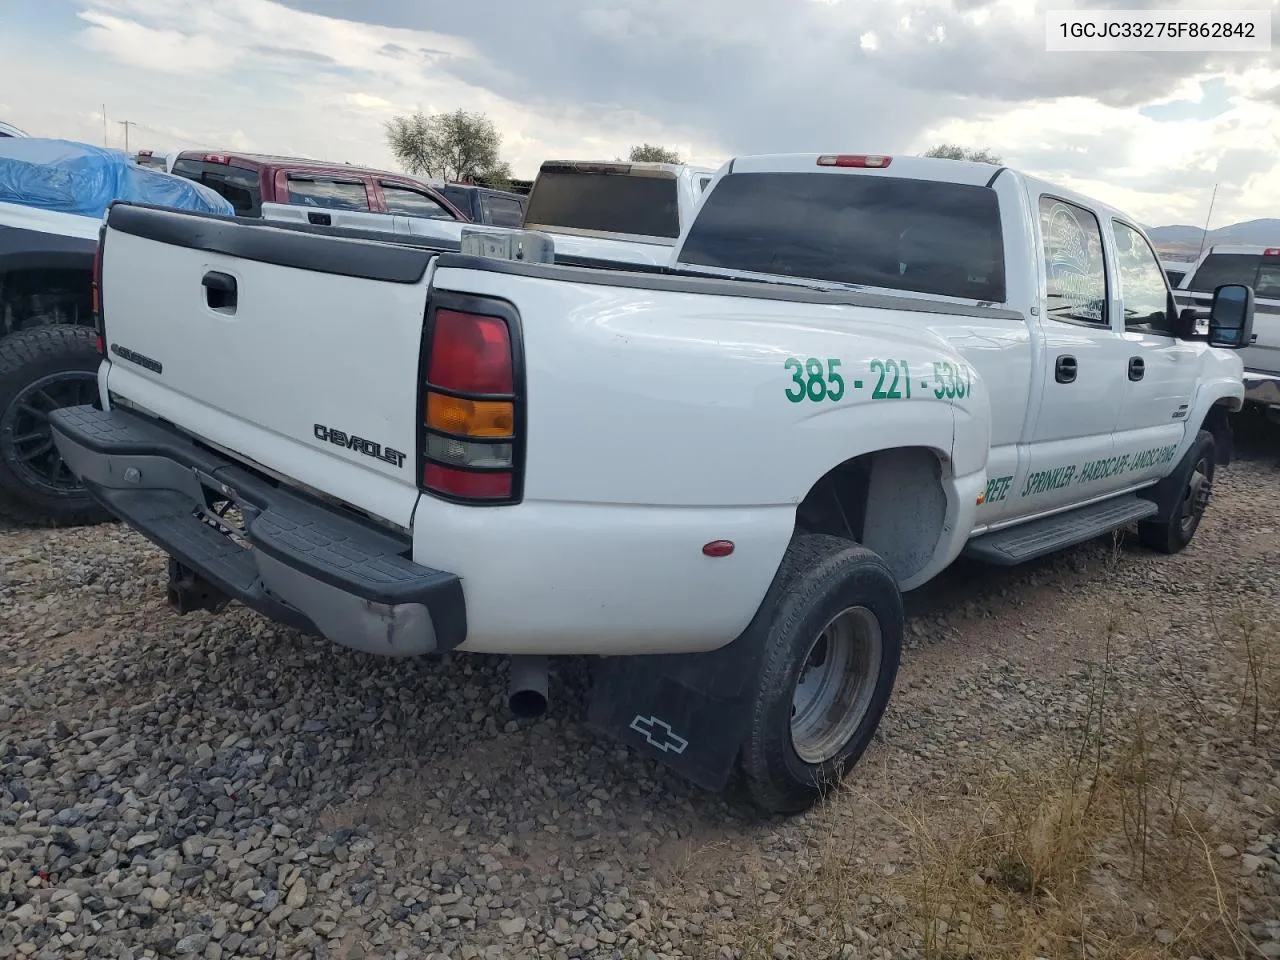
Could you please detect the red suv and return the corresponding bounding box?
[168,151,467,222]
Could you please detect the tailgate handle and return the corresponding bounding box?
[307,212,332,226]
[202,271,237,312]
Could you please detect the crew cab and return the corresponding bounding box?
[518,160,714,265]
[1173,244,1280,421]
[49,153,1253,815]
[167,151,466,223]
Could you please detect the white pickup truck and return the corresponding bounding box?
[49,153,1254,814]
[1173,244,1280,422]
[518,159,712,265]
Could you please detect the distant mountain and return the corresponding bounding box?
[1148,218,1280,260]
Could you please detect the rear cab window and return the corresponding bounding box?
[1189,253,1263,293]
[171,158,262,216]
[380,182,456,220]
[286,176,371,211]
[1187,251,1280,302]
[524,166,680,240]
[677,171,1006,301]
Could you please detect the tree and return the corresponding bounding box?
[385,109,512,185]
[922,144,1003,165]
[628,143,683,164]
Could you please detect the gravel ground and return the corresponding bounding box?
[2,417,1278,960]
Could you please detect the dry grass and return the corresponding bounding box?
[698,603,1279,960]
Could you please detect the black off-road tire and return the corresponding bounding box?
[738,534,903,815]
[0,325,110,527]
[1137,429,1215,554]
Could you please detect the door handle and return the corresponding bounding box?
[202,271,237,312]
[1128,356,1145,381]
[1055,355,1077,384]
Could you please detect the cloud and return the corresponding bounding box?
[77,10,232,75]
[1,0,1278,228]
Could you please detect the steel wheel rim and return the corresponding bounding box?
[0,370,98,495]
[790,605,883,765]
[1179,456,1211,536]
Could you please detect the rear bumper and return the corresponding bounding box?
[49,405,466,657]
[1244,371,1280,408]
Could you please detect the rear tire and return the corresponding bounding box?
[739,534,903,815]
[0,325,110,527]
[1137,429,1215,554]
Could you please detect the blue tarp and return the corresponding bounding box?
[0,138,234,218]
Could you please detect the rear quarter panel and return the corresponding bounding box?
[417,264,995,653]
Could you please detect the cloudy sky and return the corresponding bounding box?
[1,0,1277,228]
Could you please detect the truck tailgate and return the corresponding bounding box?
[98,205,433,529]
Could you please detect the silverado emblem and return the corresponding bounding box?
[313,424,407,469]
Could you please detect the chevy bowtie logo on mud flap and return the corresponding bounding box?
[313,424,407,469]
[629,715,690,754]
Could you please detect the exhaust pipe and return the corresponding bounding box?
[507,656,549,719]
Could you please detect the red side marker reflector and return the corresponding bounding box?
[95,334,105,356]
[702,540,735,558]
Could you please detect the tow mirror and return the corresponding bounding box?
[1206,283,1254,349]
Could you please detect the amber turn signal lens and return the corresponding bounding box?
[426,392,514,438]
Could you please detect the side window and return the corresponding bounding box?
[481,195,525,227]
[1254,261,1280,299]
[1111,221,1172,332]
[286,177,370,211]
[1039,196,1107,326]
[381,184,454,219]
[441,186,471,215]
[170,160,260,216]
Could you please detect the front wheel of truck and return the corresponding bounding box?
[739,534,903,815]
[1137,429,1215,555]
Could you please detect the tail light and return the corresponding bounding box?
[419,302,523,504]
[1264,248,1280,257]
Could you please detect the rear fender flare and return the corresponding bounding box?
[786,398,989,590]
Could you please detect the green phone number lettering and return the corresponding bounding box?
[785,357,846,403]
[784,357,975,403]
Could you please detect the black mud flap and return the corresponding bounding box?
[586,569,788,792]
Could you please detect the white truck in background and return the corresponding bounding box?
[1173,244,1280,422]
[261,159,715,269]
[518,160,714,265]
[50,153,1253,815]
